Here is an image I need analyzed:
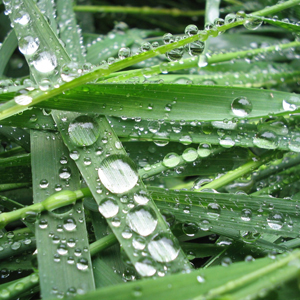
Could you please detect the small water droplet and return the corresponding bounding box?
[39,219,48,229]
[182,147,198,162]
[39,179,49,189]
[134,190,150,205]
[57,244,68,255]
[185,24,198,36]
[118,47,131,59]
[76,258,89,271]
[132,236,146,250]
[267,211,284,230]
[19,36,39,55]
[253,130,279,149]
[15,94,33,105]
[163,152,181,168]
[69,150,80,160]
[63,218,77,231]
[244,18,263,30]
[59,166,71,180]
[135,258,156,277]
[33,51,57,73]
[207,203,221,218]
[241,208,252,221]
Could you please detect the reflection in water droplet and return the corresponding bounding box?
[33,51,57,73]
[127,206,157,236]
[207,203,221,218]
[135,258,156,277]
[163,152,181,168]
[68,116,100,147]
[197,143,211,157]
[231,96,252,117]
[98,154,138,194]
[132,236,146,250]
[76,258,89,271]
[148,233,180,263]
[134,190,150,205]
[59,167,71,180]
[98,198,119,218]
[289,135,300,152]
[182,148,198,162]
[39,219,48,229]
[241,208,252,221]
[69,150,80,160]
[219,135,235,148]
[57,244,68,255]
[39,179,49,189]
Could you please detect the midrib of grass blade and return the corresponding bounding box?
[44,249,300,300]
[31,130,95,299]
[3,0,70,84]
[52,111,192,277]
[149,187,300,238]
[1,0,296,121]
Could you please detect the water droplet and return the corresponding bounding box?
[39,219,48,229]
[241,208,252,221]
[19,36,39,55]
[134,190,150,205]
[57,244,68,255]
[244,18,263,30]
[135,258,156,277]
[197,143,211,157]
[148,121,160,133]
[219,135,235,148]
[83,157,92,166]
[163,33,174,44]
[221,257,232,266]
[267,211,284,230]
[68,116,100,147]
[289,135,300,152]
[98,198,119,218]
[141,42,151,52]
[127,206,157,236]
[60,62,81,82]
[63,218,77,231]
[185,24,198,36]
[39,179,49,189]
[282,99,297,111]
[239,231,261,243]
[67,256,75,264]
[15,94,32,105]
[199,219,210,231]
[14,11,30,25]
[214,18,224,27]
[33,51,57,73]
[231,96,252,117]
[148,233,180,262]
[76,258,89,271]
[225,13,236,24]
[122,227,132,239]
[188,41,205,56]
[182,147,198,162]
[166,47,184,62]
[118,47,131,59]
[196,275,205,283]
[98,154,138,194]
[182,222,199,236]
[132,236,146,250]
[207,203,221,218]
[69,150,80,160]
[67,238,76,247]
[253,130,279,149]
[59,167,71,180]
[163,152,181,168]
[11,241,21,251]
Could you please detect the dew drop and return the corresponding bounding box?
[163,152,181,168]
[14,11,30,25]
[19,36,39,55]
[15,94,33,105]
[98,198,119,218]
[127,206,157,237]
[241,208,252,221]
[231,96,252,117]
[148,233,180,262]
[253,130,279,149]
[132,236,146,250]
[225,13,236,24]
[162,33,174,44]
[289,135,300,152]
[188,41,205,56]
[76,258,89,271]
[267,211,284,230]
[134,190,150,205]
[57,244,68,255]
[38,219,48,229]
[98,154,138,194]
[197,143,211,157]
[59,167,71,180]
[33,51,57,73]
[68,116,100,147]
[135,258,156,277]
[182,147,198,162]
[69,150,80,161]
[219,135,235,148]
[207,203,221,218]
[39,179,49,189]
[185,24,198,36]
[244,18,263,30]
[63,218,77,231]
[118,47,131,59]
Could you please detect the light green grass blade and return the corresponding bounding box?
[31,130,95,298]
[52,111,192,277]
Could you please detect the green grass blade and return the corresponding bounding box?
[30,130,95,298]
[52,111,192,277]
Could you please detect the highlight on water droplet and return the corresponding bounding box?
[98,198,119,218]
[19,36,39,55]
[98,154,138,194]
[135,257,156,277]
[231,96,252,117]
[32,51,57,73]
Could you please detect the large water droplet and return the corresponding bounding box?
[185,24,198,36]
[98,198,119,218]
[135,258,156,277]
[134,190,150,205]
[63,218,77,231]
[188,41,205,56]
[163,152,181,168]
[182,148,198,162]
[68,116,100,147]
[76,258,89,271]
[19,36,39,55]
[244,18,263,30]
[33,51,57,73]
[253,130,279,149]
[126,206,157,236]
[98,154,138,194]
[231,96,252,117]
[197,143,211,157]
[15,94,33,105]
[148,233,180,262]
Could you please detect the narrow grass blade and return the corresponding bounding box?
[31,130,95,298]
